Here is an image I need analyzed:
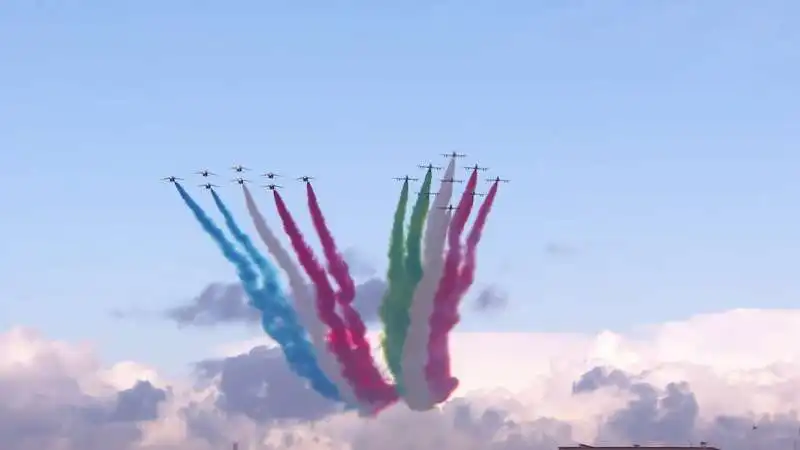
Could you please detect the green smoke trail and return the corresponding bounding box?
[404,169,433,291]
[387,170,434,395]
[378,179,410,390]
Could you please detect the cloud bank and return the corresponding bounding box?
[5,308,800,449]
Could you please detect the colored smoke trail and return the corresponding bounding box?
[174,184,339,402]
[425,169,479,402]
[401,159,457,410]
[272,190,379,412]
[404,169,434,314]
[242,186,358,407]
[209,190,273,291]
[456,181,499,297]
[305,183,398,410]
[377,179,410,390]
[425,182,499,404]
[207,189,341,402]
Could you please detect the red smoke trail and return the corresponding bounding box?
[305,183,398,410]
[432,181,500,402]
[457,180,499,296]
[272,190,377,408]
[424,169,479,400]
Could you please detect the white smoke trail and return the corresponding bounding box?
[401,158,457,410]
[242,186,360,408]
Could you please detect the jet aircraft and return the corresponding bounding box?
[231,165,249,173]
[262,172,281,179]
[231,178,250,185]
[297,176,314,182]
[195,170,216,177]
[441,177,463,183]
[161,176,182,183]
[441,151,467,158]
[393,175,419,182]
[263,184,283,190]
[437,205,459,212]
[199,183,219,190]
[418,163,442,171]
[486,176,510,183]
[464,164,489,171]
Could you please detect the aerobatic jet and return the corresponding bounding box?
[441,177,463,183]
[418,163,442,171]
[161,176,182,183]
[297,176,314,183]
[199,183,219,190]
[231,178,250,185]
[262,172,281,179]
[468,191,486,197]
[464,164,489,171]
[231,165,250,173]
[441,151,467,158]
[418,191,439,196]
[393,175,419,182]
[263,184,283,190]
[486,176,510,183]
[195,170,216,177]
[437,205,459,212]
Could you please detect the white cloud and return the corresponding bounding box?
[4,309,800,449]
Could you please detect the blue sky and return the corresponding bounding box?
[1,1,798,374]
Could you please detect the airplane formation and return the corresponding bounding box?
[162,153,509,190]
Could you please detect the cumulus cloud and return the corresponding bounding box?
[5,309,800,449]
[194,345,341,422]
[0,328,169,450]
[162,278,387,327]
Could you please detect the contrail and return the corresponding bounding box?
[378,179,410,392]
[241,185,359,407]
[305,183,398,412]
[429,179,499,404]
[174,184,340,402]
[271,190,376,412]
[401,158,457,410]
[425,169,479,403]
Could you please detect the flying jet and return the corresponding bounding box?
[231,165,250,173]
[418,163,442,171]
[393,175,419,182]
[441,177,463,183]
[486,176,510,183]
[195,170,216,177]
[199,183,219,190]
[437,205,459,212]
[464,164,489,172]
[468,191,486,197]
[262,171,282,179]
[263,184,283,190]
[418,191,439,196]
[231,178,251,185]
[441,151,467,158]
[161,176,183,183]
[297,176,314,183]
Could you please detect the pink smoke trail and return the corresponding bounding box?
[305,183,398,412]
[431,180,500,403]
[272,190,376,409]
[424,169,479,400]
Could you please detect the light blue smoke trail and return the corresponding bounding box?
[175,183,341,402]
[209,190,274,284]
